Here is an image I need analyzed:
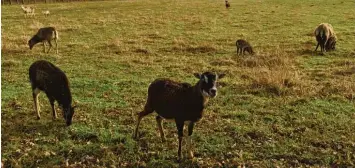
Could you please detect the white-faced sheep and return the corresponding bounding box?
[133,72,226,161]
[236,39,254,55]
[29,60,75,126]
[42,10,50,17]
[314,23,336,53]
[28,27,58,54]
[21,5,35,17]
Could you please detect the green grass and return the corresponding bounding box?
[2,0,355,167]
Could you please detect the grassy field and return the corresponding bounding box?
[1,0,355,167]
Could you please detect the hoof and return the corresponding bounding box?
[36,116,41,120]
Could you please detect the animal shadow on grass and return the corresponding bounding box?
[1,47,28,55]
[299,49,315,55]
[299,49,329,56]
[178,159,200,167]
[17,116,69,136]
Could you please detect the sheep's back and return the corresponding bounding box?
[29,60,69,92]
[37,27,56,40]
[147,79,194,112]
[314,23,336,39]
[148,79,191,100]
[236,39,250,47]
[327,24,336,39]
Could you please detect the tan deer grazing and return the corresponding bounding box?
[134,72,226,162]
[29,60,75,126]
[314,23,337,53]
[21,5,35,17]
[28,27,58,54]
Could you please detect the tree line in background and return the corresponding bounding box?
[2,0,94,5]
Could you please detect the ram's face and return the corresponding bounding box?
[194,72,226,98]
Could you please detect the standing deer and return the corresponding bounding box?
[21,5,35,17]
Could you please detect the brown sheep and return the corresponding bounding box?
[314,23,336,53]
[134,72,226,161]
[28,27,58,54]
[29,60,75,126]
[225,0,230,9]
[236,39,254,55]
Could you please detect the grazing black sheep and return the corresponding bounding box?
[28,27,58,54]
[133,72,226,161]
[314,23,336,53]
[236,39,254,55]
[29,60,74,126]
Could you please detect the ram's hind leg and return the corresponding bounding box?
[156,116,166,142]
[47,40,53,53]
[315,43,319,52]
[176,121,184,162]
[48,96,57,120]
[32,88,41,120]
[187,122,195,159]
[134,105,154,139]
[320,42,325,53]
[54,38,58,54]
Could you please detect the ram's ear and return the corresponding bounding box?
[218,73,226,79]
[193,73,201,79]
